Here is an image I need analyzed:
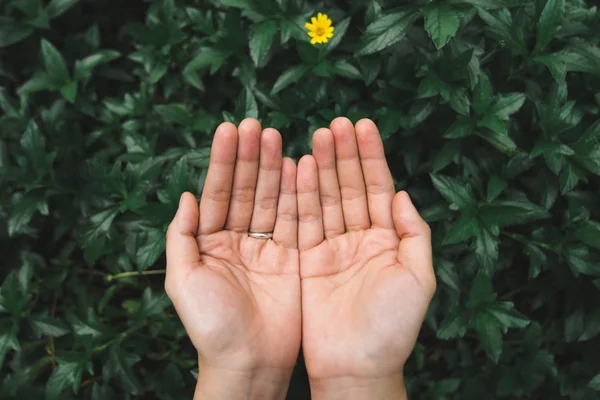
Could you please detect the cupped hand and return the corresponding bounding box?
[297,118,436,394]
[165,119,300,396]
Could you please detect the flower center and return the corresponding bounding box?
[316,26,325,36]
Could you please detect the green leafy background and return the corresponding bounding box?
[1,0,600,398]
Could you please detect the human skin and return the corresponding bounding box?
[165,119,301,399]
[165,117,436,399]
[297,117,436,399]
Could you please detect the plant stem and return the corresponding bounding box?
[106,269,166,282]
[92,323,147,353]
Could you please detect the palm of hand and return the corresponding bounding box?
[175,231,300,370]
[301,228,431,378]
[296,118,435,380]
[165,120,301,372]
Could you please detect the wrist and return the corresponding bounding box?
[309,373,407,400]
[194,364,292,400]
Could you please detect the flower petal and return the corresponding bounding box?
[326,27,334,33]
[305,22,314,30]
[308,32,316,37]
[310,37,318,45]
[311,17,317,24]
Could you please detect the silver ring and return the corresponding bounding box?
[248,232,273,239]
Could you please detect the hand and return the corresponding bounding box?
[297,118,436,398]
[165,119,301,399]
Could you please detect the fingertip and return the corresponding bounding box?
[177,192,199,233]
[393,191,429,237]
[312,127,334,151]
[297,155,317,181]
[216,121,238,137]
[355,118,377,130]
[281,157,298,190]
[330,116,353,131]
[261,128,283,157]
[239,118,262,132]
[355,118,380,141]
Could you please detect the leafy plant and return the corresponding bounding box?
[1,0,600,398]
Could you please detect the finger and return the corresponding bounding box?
[273,157,298,249]
[330,117,370,231]
[199,122,238,235]
[166,192,201,294]
[297,155,324,251]
[355,118,395,229]
[225,118,261,232]
[312,128,345,238]
[393,191,435,292]
[249,128,282,234]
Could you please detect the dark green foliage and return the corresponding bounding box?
[1,0,600,398]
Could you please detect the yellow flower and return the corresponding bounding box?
[305,13,334,45]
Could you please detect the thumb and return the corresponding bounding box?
[392,191,435,289]
[165,192,201,291]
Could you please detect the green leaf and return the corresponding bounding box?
[45,357,87,400]
[589,373,600,391]
[444,116,474,138]
[103,346,143,395]
[535,0,565,53]
[574,221,600,251]
[436,258,460,292]
[448,87,471,116]
[30,316,70,337]
[479,200,550,227]
[271,65,309,94]
[437,312,467,339]
[486,175,508,202]
[0,18,34,48]
[473,74,494,115]
[84,208,119,243]
[473,312,503,363]
[138,288,170,319]
[559,163,580,193]
[41,39,70,82]
[0,325,20,370]
[443,212,479,245]
[136,229,166,271]
[74,50,121,80]
[534,53,567,82]
[477,129,519,155]
[433,140,461,172]
[249,20,277,67]
[8,193,48,236]
[332,60,362,80]
[486,302,530,329]
[467,272,496,307]
[355,11,418,56]
[18,72,60,95]
[448,0,520,8]
[492,93,526,120]
[564,244,600,276]
[475,225,499,273]
[477,8,526,54]
[184,47,229,74]
[60,80,78,103]
[319,17,351,58]
[46,0,79,18]
[423,4,461,50]
[478,113,507,135]
[430,174,476,210]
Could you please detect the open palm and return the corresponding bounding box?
[165,119,300,373]
[297,118,436,381]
